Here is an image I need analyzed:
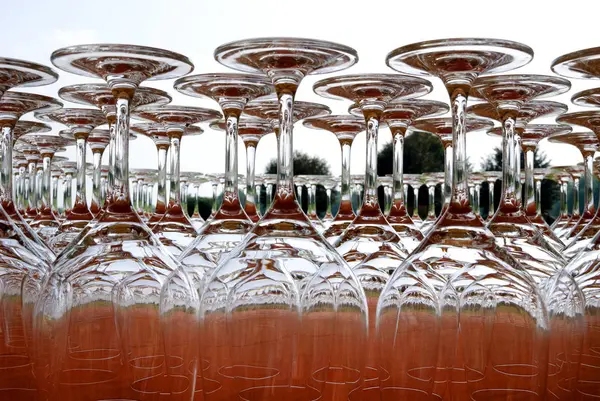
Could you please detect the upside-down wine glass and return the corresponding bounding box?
[469,74,570,279]
[550,166,580,238]
[521,125,570,251]
[237,119,273,222]
[178,37,368,401]
[35,108,106,251]
[379,99,448,252]
[32,43,196,401]
[21,135,71,247]
[548,130,599,258]
[58,83,171,214]
[313,74,432,268]
[173,73,272,263]
[132,105,221,257]
[303,115,364,244]
[382,38,550,401]
[86,129,110,216]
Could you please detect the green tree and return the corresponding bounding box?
[265,151,330,175]
[377,131,445,176]
[480,147,550,171]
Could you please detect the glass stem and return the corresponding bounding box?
[326,188,332,216]
[475,184,481,216]
[0,126,12,203]
[111,93,132,208]
[64,173,72,211]
[168,132,182,208]
[583,153,594,215]
[573,177,580,217]
[106,118,115,204]
[560,180,567,217]
[428,184,435,218]
[224,113,240,203]
[515,132,523,208]
[535,178,542,216]
[276,91,296,202]
[498,116,518,209]
[156,144,168,214]
[309,184,317,217]
[449,87,470,211]
[245,144,257,209]
[391,128,405,208]
[488,181,495,217]
[363,112,381,210]
[524,148,535,216]
[211,183,218,214]
[414,186,419,218]
[91,150,102,213]
[52,174,59,214]
[341,140,352,205]
[41,154,52,211]
[18,166,26,210]
[444,142,453,208]
[73,133,88,209]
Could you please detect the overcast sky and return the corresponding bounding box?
[4,0,597,195]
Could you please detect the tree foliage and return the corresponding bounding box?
[480,147,550,171]
[377,131,445,176]
[265,151,330,175]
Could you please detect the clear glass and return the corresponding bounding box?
[303,115,364,244]
[33,43,196,401]
[550,167,580,238]
[0,58,58,399]
[133,105,221,257]
[548,129,599,258]
[36,108,106,253]
[521,125,569,252]
[87,129,109,216]
[181,37,368,401]
[470,74,569,283]
[313,74,433,269]
[382,38,549,401]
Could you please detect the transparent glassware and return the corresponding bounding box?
[33,43,196,401]
[19,143,41,224]
[378,99,449,252]
[548,130,599,258]
[36,108,106,251]
[469,74,570,281]
[173,74,272,264]
[304,174,326,231]
[86,129,110,216]
[0,92,62,260]
[130,123,172,224]
[419,175,438,235]
[58,83,171,219]
[51,167,62,218]
[13,151,28,216]
[303,115,364,244]
[237,119,273,222]
[54,160,75,219]
[412,117,493,223]
[521,125,570,252]
[174,37,368,401]
[550,167,577,237]
[132,105,222,258]
[322,177,338,223]
[381,38,550,401]
[483,172,500,220]
[313,74,433,268]
[21,135,71,248]
[0,57,59,399]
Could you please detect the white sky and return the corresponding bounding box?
[4,0,597,196]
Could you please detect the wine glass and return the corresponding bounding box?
[382,38,549,401]
[468,74,570,279]
[303,115,364,244]
[35,108,106,251]
[412,117,493,217]
[33,43,196,401]
[549,167,577,237]
[130,123,172,224]
[58,83,171,216]
[208,118,273,224]
[379,99,449,252]
[54,160,75,219]
[304,174,326,231]
[173,74,272,263]
[20,135,71,244]
[313,74,432,268]
[132,105,221,258]
[0,92,62,259]
[237,120,273,223]
[13,149,28,216]
[184,37,367,401]
[521,125,571,251]
[548,130,599,258]
[86,129,110,216]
